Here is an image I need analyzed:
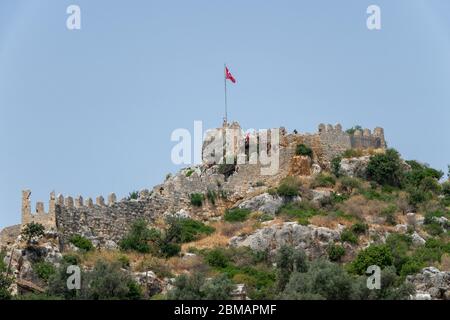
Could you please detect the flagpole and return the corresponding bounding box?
[224,63,228,125]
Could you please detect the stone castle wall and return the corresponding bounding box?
[17,122,386,249]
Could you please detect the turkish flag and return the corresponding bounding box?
[225,66,236,83]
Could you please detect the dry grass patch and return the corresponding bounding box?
[338,195,389,220]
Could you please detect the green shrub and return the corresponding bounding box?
[206,190,217,205]
[275,245,308,291]
[0,274,13,300]
[205,249,230,268]
[33,262,56,281]
[339,176,361,194]
[442,181,450,197]
[80,260,142,300]
[185,169,194,177]
[340,229,358,244]
[160,242,181,258]
[366,149,404,187]
[399,258,424,278]
[167,272,233,300]
[69,235,94,252]
[190,193,204,207]
[295,144,313,157]
[62,254,80,265]
[327,244,346,262]
[350,245,393,275]
[424,211,446,225]
[277,201,322,225]
[350,222,368,235]
[21,222,45,243]
[277,176,301,197]
[404,160,443,188]
[310,174,336,189]
[165,218,215,244]
[381,204,397,226]
[331,156,342,177]
[279,260,354,300]
[127,191,139,200]
[0,251,6,272]
[119,219,160,254]
[224,208,251,222]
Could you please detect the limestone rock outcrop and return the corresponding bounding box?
[229,222,340,259]
[407,267,450,300]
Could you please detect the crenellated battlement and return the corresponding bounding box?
[21,190,57,230]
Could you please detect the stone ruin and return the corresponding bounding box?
[7,122,386,250]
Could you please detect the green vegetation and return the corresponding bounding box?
[224,208,251,222]
[33,262,56,281]
[277,201,323,225]
[310,173,336,188]
[0,251,6,272]
[21,222,45,244]
[340,228,359,245]
[276,176,301,197]
[327,244,346,262]
[0,274,13,300]
[366,149,404,187]
[349,245,393,275]
[295,144,313,157]
[185,169,195,177]
[120,218,213,258]
[206,190,217,205]
[190,193,204,207]
[69,235,94,252]
[119,219,159,254]
[350,222,368,235]
[127,191,139,200]
[331,156,342,177]
[167,272,234,300]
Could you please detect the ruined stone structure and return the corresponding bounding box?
[11,122,386,250]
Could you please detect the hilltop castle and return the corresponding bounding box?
[1,123,386,249]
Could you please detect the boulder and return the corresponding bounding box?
[339,156,370,178]
[411,232,426,246]
[237,193,288,216]
[406,267,450,300]
[230,222,340,259]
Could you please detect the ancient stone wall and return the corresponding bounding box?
[21,190,57,231]
[16,122,386,249]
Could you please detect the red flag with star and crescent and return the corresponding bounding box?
[225,66,236,83]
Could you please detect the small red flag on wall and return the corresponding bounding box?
[225,66,236,83]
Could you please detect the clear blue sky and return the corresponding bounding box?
[1,0,450,229]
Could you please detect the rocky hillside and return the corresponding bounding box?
[1,136,449,300]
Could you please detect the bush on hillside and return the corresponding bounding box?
[69,235,94,252]
[295,144,313,157]
[277,176,301,197]
[224,208,251,222]
[366,149,404,187]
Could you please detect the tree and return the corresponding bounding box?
[350,245,393,275]
[279,260,355,300]
[0,274,12,300]
[275,245,307,291]
[80,260,142,300]
[366,149,404,187]
[119,219,160,254]
[167,272,233,300]
[21,222,45,244]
